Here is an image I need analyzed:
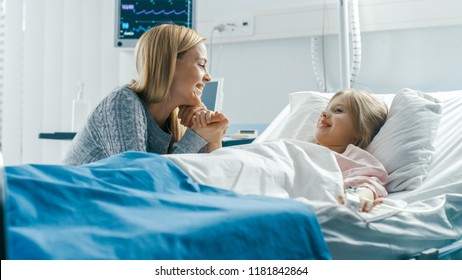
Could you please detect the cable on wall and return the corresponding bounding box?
[208,24,225,77]
[310,0,362,92]
[310,0,332,92]
[349,0,362,86]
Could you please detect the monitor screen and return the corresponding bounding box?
[201,78,224,112]
[115,0,194,48]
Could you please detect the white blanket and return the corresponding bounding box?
[165,139,462,259]
[166,139,344,203]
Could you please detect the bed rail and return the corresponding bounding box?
[412,239,462,260]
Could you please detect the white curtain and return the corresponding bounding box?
[1,0,23,165]
[1,0,120,165]
[0,0,4,152]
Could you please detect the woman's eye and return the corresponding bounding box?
[199,64,206,68]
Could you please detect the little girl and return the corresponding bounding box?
[315,89,388,212]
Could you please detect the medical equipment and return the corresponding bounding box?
[344,191,361,210]
[230,129,258,139]
[71,82,89,132]
[114,0,195,48]
[343,186,363,210]
[208,24,225,76]
[201,78,224,112]
[311,0,362,91]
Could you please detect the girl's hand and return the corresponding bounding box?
[355,187,382,212]
[337,187,383,213]
[357,196,383,213]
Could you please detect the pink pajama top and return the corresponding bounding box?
[334,144,388,198]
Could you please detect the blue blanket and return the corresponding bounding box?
[4,151,331,259]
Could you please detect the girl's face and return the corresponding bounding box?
[314,94,359,153]
[170,42,211,107]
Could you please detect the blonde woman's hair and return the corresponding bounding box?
[129,24,206,145]
[331,89,388,149]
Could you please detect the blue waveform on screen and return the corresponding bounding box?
[132,25,152,33]
[134,9,187,16]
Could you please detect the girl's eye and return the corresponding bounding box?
[334,108,343,113]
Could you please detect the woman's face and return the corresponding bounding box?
[170,42,211,107]
[314,94,358,152]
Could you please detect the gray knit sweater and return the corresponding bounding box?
[63,85,207,166]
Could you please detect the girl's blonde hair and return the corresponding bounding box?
[129,24,206,144]
[331,89,388,149]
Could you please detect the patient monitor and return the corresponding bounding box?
[201,78,224,112]
[114,0,195,48]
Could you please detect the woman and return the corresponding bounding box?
[314,89,388,212]
[64,24,229,166]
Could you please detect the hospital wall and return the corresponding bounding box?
[1,0,461,165]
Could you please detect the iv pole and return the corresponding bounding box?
[338,0,351,90]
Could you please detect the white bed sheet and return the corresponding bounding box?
[165,90,462,260]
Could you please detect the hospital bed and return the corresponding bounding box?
[1,88,461,260]
[166,88,462,260]
[252,88,462,260]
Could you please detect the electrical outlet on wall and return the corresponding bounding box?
[215,17,254,37]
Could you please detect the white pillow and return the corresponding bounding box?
[253,91,330,144]
[418,91,462,194]
[278,91,330,142]
[366,88,442,192]
[257,89,442,193]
